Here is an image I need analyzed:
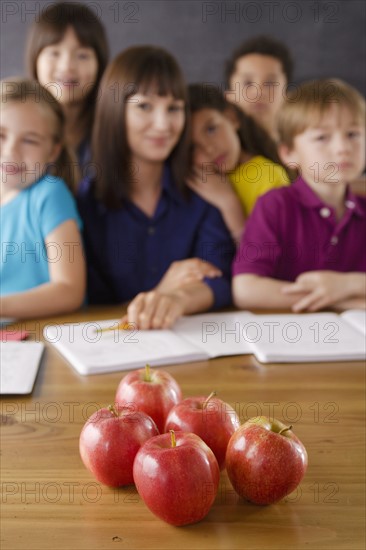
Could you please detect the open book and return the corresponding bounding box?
[43,310,365,375]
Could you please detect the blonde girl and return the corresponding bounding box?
[0,78,85,318]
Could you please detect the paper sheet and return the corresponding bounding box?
[0,342,44,394]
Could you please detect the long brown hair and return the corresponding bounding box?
[92,46,190,208]
[0,78,79,190]
[188,83,284,167]
[26,1,109,137]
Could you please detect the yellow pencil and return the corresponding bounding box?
[95,322,132,333]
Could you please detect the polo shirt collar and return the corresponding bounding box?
[343,189,366,217]
[292,176,366,217]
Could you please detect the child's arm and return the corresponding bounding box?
[187,170,245,241]
[232,188,302,310]
[332,297,366,310]
[0,220,86,318]
[282,271,366,312]
[234,272,366,312]
[233,274,307,310]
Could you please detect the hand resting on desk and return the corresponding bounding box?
[120,259,221,329]
[282,271,366,312]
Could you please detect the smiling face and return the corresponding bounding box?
[0,101,61,200]
[280,105,366,190]
[190,108,242,173]
[36,26,98,107]
[125,92,185,166]
[228,53,287,138]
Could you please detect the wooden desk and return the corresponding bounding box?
[1,307,365,550]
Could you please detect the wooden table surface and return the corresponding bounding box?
[1,306,365,550]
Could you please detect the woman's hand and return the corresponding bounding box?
[120,290,186,330]
[155,258,222,294]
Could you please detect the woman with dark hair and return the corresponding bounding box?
[77,46,235,329]
[26,1,109,168]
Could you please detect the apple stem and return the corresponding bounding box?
[202,391,216,409]
[143,364,151,382]
[279,425,293,435]
[170,430,176,448]
[108,405,119,417]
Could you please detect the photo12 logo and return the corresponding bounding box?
[201,1,340,24]
[201,319,340,345]
[1,1,140,24]
[42,321,139,345]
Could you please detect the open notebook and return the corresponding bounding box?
[0,342,44,394]
[43,310,365,375]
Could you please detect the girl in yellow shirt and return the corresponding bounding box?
[188,84,289,241]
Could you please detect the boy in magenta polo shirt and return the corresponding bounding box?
[233,78,366,312]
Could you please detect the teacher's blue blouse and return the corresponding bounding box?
[77,165,235,307]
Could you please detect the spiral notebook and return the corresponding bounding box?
[43,310,365,375]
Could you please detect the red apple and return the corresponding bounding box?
[133,430,220,526]
[226,416,308,505]
[79,405,159,487]
[164,392,240,469]
[115,365,182,433]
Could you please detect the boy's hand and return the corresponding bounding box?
[281,271,348,312]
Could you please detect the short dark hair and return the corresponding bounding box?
[225,35,294,88]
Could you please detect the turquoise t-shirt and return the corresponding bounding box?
[1,175,82,296]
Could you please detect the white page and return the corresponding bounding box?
[173,312,255,357]
[43,319,208,375]
[0,342,44,394]
[341,310,366,336]
[247,313,366,363]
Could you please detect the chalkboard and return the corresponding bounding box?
[1,0,365,93]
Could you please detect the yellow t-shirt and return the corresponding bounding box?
[228,155,289,216]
